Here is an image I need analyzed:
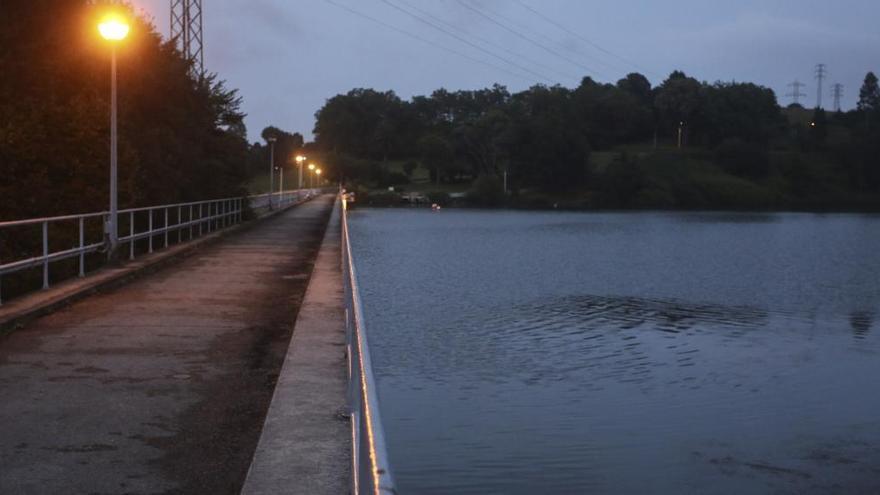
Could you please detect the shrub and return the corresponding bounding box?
[467,176,506,207]
[714,138,770,178]
[364,191,403,207]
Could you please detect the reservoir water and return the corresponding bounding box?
[347,208,880,494]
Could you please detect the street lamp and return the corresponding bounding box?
[266,136,277,209]
[308,163,316,188]
[316,168,322,187]
[295,155,306,190]
[98,12,130,260]
[677,121,684,149]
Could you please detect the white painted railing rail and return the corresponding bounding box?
[0,189,317,304]
[340,194,397,495]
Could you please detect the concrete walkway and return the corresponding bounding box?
[0,194,335,495]
[242,200,350,495]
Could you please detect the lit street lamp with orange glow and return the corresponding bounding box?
[308,163,316,188]
[98,12,130,259]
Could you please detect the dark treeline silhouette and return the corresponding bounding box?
[314,71,880,210]
[0,0,249,222]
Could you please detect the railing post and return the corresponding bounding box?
[148,208,154,253]
[190,204,194,239]
[42,221,49,289]
[178,206,182,244]
[164,207,169,248]
[79,217,85,277]
[129,211,135,260]
[199,204,204,236]
[208,203,213,233]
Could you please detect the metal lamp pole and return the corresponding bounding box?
[295,155,306,190]
[109,45,119,256]
[98,13,130,260]
[267,137,277,209]
[677,122,684,149]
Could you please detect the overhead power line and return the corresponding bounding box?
[377,0,556,84]
[462,0,631,78]
[515,0,657,79]
[455,0,608,80]
[323,0,540,84]
[396,0,580,83]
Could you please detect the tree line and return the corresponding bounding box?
[313,71,880,209]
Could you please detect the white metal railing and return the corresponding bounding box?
[340,194,397,495]
[0,189,318,305]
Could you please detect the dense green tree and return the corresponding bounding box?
[417,134,454,184]
[809,108,829,148]
[453,108,513,179]
[510,85,591,190]
[702,82,782,146]
[858,72,880,112]
[313,89,410,160]
[0,0,248,220]
[258,126,304,178]
[616,73,653,106]
[654,71,704,142]
[311,69,880,209]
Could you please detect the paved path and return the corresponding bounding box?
[243,200,349,495]
[0,194,335,495]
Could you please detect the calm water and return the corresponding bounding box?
[348,209,880,495]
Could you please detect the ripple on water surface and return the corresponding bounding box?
[349,208,880,495]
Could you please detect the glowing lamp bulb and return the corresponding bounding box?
[98,14,130,41]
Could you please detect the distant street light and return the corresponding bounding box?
[98,12,130,260]
[308,163,316,188]
[316,168,323,187]
[295,155,306,189]
[677,121,684,149]
[266,136,277,209]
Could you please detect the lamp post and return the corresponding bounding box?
[316,168,322,187]
[98,12,130,260]
[295,155,306,190]
[677,121,684,149]
[308,163,316,188]
[266,136,277,209]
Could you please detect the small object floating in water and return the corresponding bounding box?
[431,203,442,211]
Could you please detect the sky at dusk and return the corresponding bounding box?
[131,0,880,142]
